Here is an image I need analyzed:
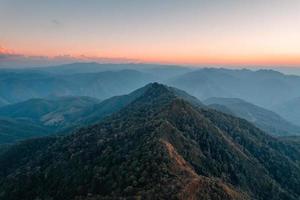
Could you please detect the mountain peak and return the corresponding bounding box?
[144,82,170,91]
[130,82,174,102]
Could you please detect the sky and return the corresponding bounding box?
[1,0,300,67]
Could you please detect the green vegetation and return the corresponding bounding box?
[0,117,52,144]
[0,96,100,144]
[0,83,299,200]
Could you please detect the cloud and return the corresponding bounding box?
[0,46,139,68]
[0,46,13,54]
[0,46,23,61]
[51,19,63,28]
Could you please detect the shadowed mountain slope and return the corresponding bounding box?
[204,97,300,136]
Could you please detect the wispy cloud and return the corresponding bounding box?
[0,46,139,68]
[51,19,61,26]
[50,19,63,28]
[0,46,13,54]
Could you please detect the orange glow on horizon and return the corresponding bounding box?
[2,0,300,67]
[0,46,13,54]
[1,45,300,67]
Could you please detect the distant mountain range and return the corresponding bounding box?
[0,64,300,143]
[272,97,300,127]
[0,83,299,200]
[204,97,300,136]
[0,63,194,105]
[1,63,300,114]
[0,74,300,144]
[167,68,300,109]
[31,62,192,77]
[0,69,155,104]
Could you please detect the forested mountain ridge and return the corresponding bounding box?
[0,83,299,200]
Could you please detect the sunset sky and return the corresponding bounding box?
[1,0,300,67]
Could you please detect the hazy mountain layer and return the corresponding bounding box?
[168,68,300,108]
[32,62,192,77]
[2,64,300,128]
[204,97,300,136]
[272,97,300,127]
[0,69,154,104]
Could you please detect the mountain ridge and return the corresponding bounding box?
[167,68,300,108]
[204,97,300,136]
[0,83,299,200]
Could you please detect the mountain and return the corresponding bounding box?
[0,84,164,144]
[0,83,202,144]
[0,96,100,125]
[279,136,300,153]
[0,97,8,107]
[0,83,299,200]
[0,101,6,107]
[0,96,99,144]
[0,117,51,144]
[45,83,203,128]
[0,69,154,104]
[272,97,300,127]
[167,68,300,108]
[204,97,300,136]
[33,62,126,74]
[32,62,191,77]
[3,66,300,109]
